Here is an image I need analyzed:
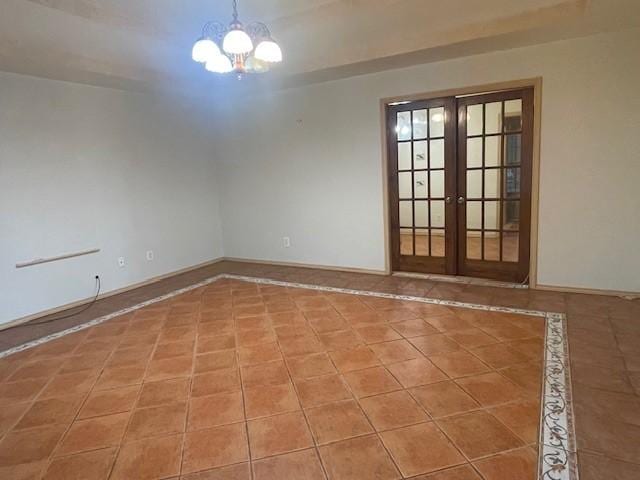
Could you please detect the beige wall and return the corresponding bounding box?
[214,28,640,292]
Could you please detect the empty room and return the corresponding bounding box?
[1,1,639,479]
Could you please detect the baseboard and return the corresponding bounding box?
[535,283,640,299]
[222,257,389,276]
[1,257,225,331]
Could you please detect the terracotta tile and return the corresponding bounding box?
[318,329,363,351]
[195,350,237,373]
[359,390,429,431]
[390,319,439,338]
[356,325,402,344]
[0,378,48,406]
[318,435,400,480]
[236,328,277,347]
[0,425,66,466]
[473,448,537,480]
[241,361,290,387]
[7,359,63,381]
[369,339,422,364]
[296,374,352,408]
[387,358,448,388]
[78,386,139,419]
[56,413,129,456]
[380,423,465,477]
[197,334,236,354]
[429,351,490,378]
[308,314,350,334]
[279,336,325,357]
[342,367,401,398]
[253,448,325,480]
[188,391,244,430]
[287,353,337,379]
[437,411,524,459]
[0,460,47,480]
[125,402,187,441]
[237,342,282,366]
[578,451,640,480]
[413,464,482,479]
[305,399,373,444]
[470,344,530,369]
[42,447,117,480]
[110,433,183,480]
[571,362,634,394]
[0,402,31,436]
[424,314,473,333]
[182,423,249,474]
[59,352,110,374]
[15,394,83,430]
[152,340,195,361]
[244,382,300,419]
[329,346,380,372]
[489,399,540,444]
[94,365,146,390]
[409,334,461,356]
[248,411,313,459]
[500,362,543,394]
[456,372,526,407]
[192,368,241,397]
[145,355,194,382]
[106,347,153,369]
[505,337,544,361]
[182,463,251,479]
[138,378,189,408]
[445,328,499,349]
[410,381,480,418]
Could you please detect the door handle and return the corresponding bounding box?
[457,196,466,204]
[445,196,452,204]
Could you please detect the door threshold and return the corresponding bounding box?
[392,271,529,289]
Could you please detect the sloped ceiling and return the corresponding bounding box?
[1,0,639,95]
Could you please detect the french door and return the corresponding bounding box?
[387,88,533,283]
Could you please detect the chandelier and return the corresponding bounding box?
[192,0,283,77]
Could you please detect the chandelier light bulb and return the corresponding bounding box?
[254,40,282,63]
[205,54,233,73]
[192,38,220,63]
[223,28,253,55]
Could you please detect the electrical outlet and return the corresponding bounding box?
[283,237,291,248]
[146,250,154,261]
[118,257,125,267]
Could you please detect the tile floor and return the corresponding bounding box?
[1,260,639,479]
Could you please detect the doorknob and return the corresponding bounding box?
[457,196,466,204]
[445,196,452,204]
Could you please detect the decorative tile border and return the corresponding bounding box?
[0,273,577,479]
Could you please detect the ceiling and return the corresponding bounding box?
[1,0,639,96]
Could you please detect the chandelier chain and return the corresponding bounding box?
[232,0,239,22]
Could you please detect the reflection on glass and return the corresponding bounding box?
[430,171,445,198]
[429,107,445,138]
[414,201,428,228]
[485,169,500,198]
[400,228,413,255]
[398,142,411,170]
[504,100,522,132]
[484,201,500,230]
[467,170,482,199]
[504,168,521,197]
[467,138,483,168]
[484,232,500,261]
[502,231,519,262]
[504,134,521,166]
[398,172,412,198]
[413,141,427,169]
[430,201,445,228]
[485,102,502,135]
[466,232,481,259]
[503,200,520,230]
[413,109,428,139]
[485,136,501,167]
[399,201,413,227]
[397,111,411,140]
[415,231,428,257]
[430,139,444,169]
[414,171,427,198]
[466,201,482,229]
[431,229,445,257]
[467,104,483,136]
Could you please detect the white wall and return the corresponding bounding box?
[214,28,640,292]
[0,73,224,324]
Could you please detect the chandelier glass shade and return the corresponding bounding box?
[192,0,283,77]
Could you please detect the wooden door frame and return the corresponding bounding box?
[379,77,542,287]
